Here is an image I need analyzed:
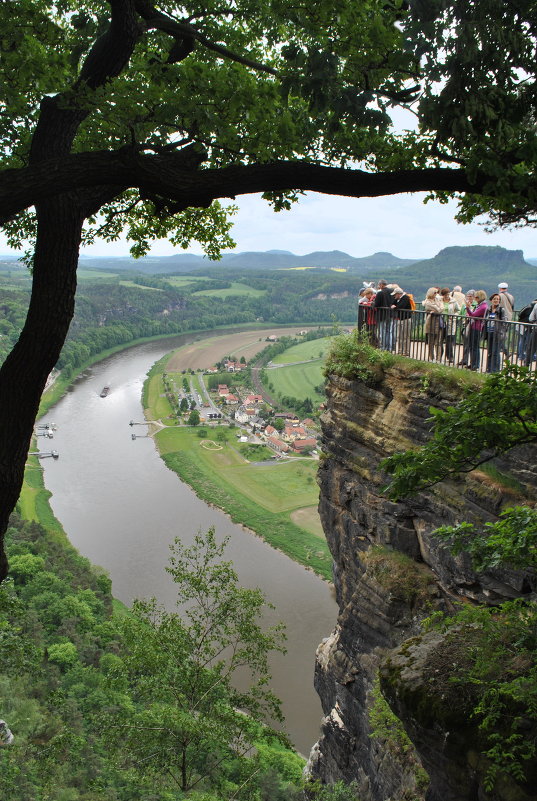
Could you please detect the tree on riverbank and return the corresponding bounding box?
[1,0,537,577]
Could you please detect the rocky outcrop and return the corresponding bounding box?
[307,365,536,800]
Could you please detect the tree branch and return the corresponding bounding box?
[0,152,478,224]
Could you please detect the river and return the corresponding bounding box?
[41,332,338,755]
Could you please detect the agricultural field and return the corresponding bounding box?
[193,281,266,298]
[119,280,163,291]
[263,335,334,405]
[271,336,333,364]
[165,275,212,288]
[268,361,325,404]
[77,269,119,280]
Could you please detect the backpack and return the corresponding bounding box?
[518,301,536,323]
[407,293,416,311]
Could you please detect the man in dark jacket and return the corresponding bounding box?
[391,287,413,356]
[373,279,394,350]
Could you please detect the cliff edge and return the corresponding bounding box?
[307,359,536,801]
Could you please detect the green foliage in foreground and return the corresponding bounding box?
[104,529,291,796]
[434,506,537,572]
[0,516,306,800]
[324,330,396,385]
[382,365,537,499]
[424,601,537,791]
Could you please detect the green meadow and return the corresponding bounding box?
[267,361,325,404]
[119,280,163,291]
[263,336,333,405]
[271,336,333,364]
[165,275,212,288]
[194,281,266,298]
[152,423,331,580]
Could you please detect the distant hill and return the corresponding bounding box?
[76,249,419,273]
[387,246,537,305]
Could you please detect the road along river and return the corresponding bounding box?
[40,331,338,755]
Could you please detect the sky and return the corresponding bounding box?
[1,191,536,262]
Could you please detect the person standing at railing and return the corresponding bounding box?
[484,293,506,373]
[424,287,444,362]
[439,287,461,363]
[524,303,537,368]
[452,285,466,307]
[517,298,537,362]
[390,287,412,356]
[359,287,378,345]
[465,290,488,370]
[373,279,395,351]
[458,290,476,367]
[498,282,515,357]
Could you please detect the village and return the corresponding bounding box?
[175,345,321,459]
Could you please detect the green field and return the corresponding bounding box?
[119,280,163,291]
[154,425,330,579]
[271,336,333,364]
[194,281,266,298]
[166,275,212,288]
[77,269,119,280]
[267,361,325,403]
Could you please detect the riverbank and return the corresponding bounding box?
[19,321,336,583]
[143,335,333,581]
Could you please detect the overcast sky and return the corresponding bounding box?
[2,191,536,262]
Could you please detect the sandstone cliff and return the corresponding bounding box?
[307,362,536,801]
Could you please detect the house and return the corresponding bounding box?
[291,438,317,453]
[266,335,279,342]
[274,412,299,421]
[225,393,239,405]
[267,436,289,454]
[224,359,243,372]
[217,384,229,396]
[235,406,257,424]
[244,394,263,406]
[284,424,307,441]
[264,424,277,437]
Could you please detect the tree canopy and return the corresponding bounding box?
[1,0,537,578]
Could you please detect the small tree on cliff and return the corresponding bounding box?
[382,365,537,571]
[1,1,537,577]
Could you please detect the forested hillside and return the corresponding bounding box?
[0,269,362,374]
[1,514,305,800]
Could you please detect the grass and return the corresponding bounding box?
[119,280,163,291]
[17,449,66,538]
[151,419,330,579]
[145,371,175,420]
[267,361,325,404]
[165,275,213,288]
[271,337,333,364]
[77,269,119,280]
[194,281,266,298]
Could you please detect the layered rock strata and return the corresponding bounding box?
[307,365,536,801]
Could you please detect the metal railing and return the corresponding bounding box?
[357,306,537,374]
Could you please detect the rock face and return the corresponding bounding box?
[307,365,536,800]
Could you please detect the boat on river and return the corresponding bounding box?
[100,385,110,398]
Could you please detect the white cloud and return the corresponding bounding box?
[2,192,536,260]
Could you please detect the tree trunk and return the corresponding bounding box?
[0,198,83,579]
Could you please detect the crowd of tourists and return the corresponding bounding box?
[358,280,537,373]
